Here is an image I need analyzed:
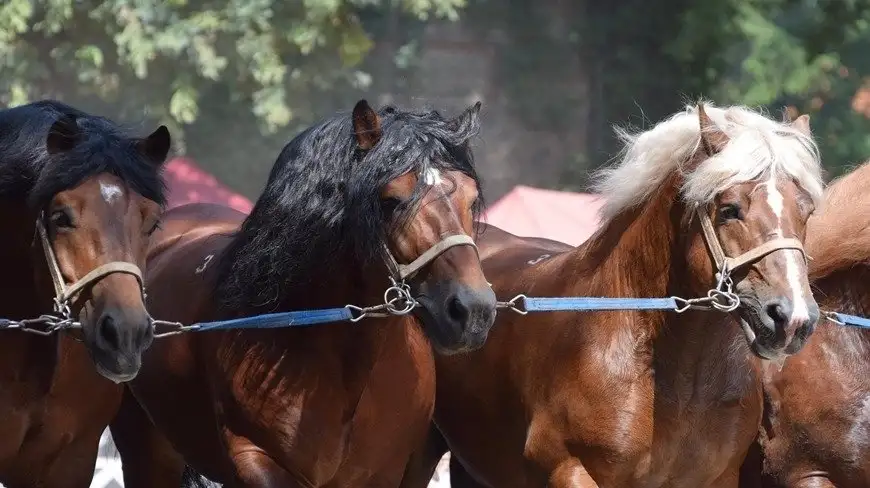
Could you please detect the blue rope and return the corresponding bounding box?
[521,296,679,312]
[193,307,354,331]
[829,312,870,330]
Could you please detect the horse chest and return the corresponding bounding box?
[0,341,120,484]
[565,357,760,486]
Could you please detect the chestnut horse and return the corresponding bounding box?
[739,160,870,488]
[0,100,169,486]
[109,100,497,487]
[410,103,825,488]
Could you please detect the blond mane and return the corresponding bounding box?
[593,102,824,222]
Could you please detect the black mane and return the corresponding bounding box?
[0,100,166,209]
[218,105,484,311]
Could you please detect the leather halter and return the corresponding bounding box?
[696,204,807,282]
[35,212,145,316]
[382,233,478,281]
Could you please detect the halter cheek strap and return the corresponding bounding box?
[36,214,145,313]
[696,205,807,277]
[383,233,478,281]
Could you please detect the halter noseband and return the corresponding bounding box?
[382,233,478,282]
[36,212,145,318]
[696,203,807,293]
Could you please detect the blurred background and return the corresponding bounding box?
[3,0,870,486]
[4,0,870,203]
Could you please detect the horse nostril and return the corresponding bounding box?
[764,300,791,329]
[448,295,470,325]
[98,314,121,350]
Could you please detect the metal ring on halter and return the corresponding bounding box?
[497,294,528,315]
[383,280,417,315]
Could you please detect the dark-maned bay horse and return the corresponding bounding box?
[739,160,870,488]
[409,104,825,488]
[0,100,169,487]
[110,100,497,487]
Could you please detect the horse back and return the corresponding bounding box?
[475,222,574,265]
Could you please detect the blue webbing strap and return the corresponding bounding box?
[522,297,679,312]
[193,307,355,331]
[828,312,870,330]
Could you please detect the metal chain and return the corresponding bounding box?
[346,278,418,322]
[0,314,81,336]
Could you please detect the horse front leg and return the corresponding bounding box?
[111,387,186,488]
[227,449,311,488]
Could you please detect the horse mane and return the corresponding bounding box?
[0,100,166,208]
[806,161,870,281]
[592,102,824,224]
[217,105,483,311]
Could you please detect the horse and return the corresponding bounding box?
[407,103,825,488]
[738,160,870,488]
[109,99,498,487]
[0,100,169,487]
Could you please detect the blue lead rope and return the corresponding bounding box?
[827,312,870,329]
[192,307,355,331]
[522,297,679,312]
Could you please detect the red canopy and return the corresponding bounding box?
[163,157,253,213]
[482,185,604,246]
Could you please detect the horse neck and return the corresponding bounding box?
[565,178,681,327]
[814,266,870,355]
[564,179,752,387]
[0,204,50,318]
[281,254,391,311]
[0,203,60,389]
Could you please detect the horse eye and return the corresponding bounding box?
[381,197,402,216]
[146,220,162,236]
[50,209,75,229]
[718,203,742,222]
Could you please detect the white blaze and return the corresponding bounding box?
[422,167,443,186]
[100,182,124,204]
[766,174,809,324]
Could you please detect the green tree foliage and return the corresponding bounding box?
[671,0,870,174]
[0,0,465,144]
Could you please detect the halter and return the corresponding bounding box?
[35,212,145,319]
[695,203,807,312]
[377,234,478,315]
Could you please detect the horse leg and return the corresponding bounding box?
[399,422,450,488]
[449,454,488,488]
[111,386,186,488]
[547,459,600,488]
[227,448,309,488]
[40,430,104,488]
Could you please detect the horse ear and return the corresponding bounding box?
[352,99,381,151]
[449,101,482,133]
[46,114,79,154]
[791,114,811,136]
[136,125,171,167]
[697,103,729,157]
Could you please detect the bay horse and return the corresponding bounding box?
[410,103,825,488]
[738,160,870,488]
[110,100,497,487]
[0,100,169,486]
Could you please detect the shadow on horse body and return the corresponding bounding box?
[110,100,497,487]
[0,100,169,487]
[739,160,870,488]
[409,104,825,488]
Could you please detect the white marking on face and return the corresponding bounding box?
[765,174,810,325]
[100,182,124,204]
[422,167,442,186]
